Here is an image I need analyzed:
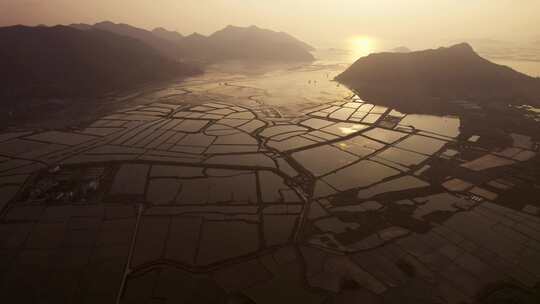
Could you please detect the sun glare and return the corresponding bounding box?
[350,36,376,59]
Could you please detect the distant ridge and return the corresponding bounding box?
[179,25,315,62]
[70,23,93,31]
[91,21,182,60]
[336,43,540,112]
[71,22,315,64]
[211,25,315,52]
[0,25,201,101]
[152,27,184,44]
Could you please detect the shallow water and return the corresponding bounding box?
[399,114,461,138]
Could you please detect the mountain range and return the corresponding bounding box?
[72,21,182,61]
[152,27,185,44]
[336,43,540,113]
[71,22,315,63]
[0,22,315,106]
[0,25,201,101]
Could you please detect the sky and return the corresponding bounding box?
[1,0,539,50]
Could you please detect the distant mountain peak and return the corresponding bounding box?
[185,32,207,40]
[188,32,205,37]
[153,26,182,34]
[95,20,116,26]
[222,24,258,30]
[390,46,411,53]
[84,21,186,60]
[445,42,475,53]
[208,25,315,52]
[70,21,314,64]
[152,27,184,42]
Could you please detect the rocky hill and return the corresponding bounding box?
[336,43,540,112]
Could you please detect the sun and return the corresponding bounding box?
[349,36,376,59]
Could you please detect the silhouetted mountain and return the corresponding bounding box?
[208,25,314,61]
[176,33,210,61]
[0,25,201,101]
[177,25,315,63]
[152,27,184,44]
[336,43,540,112]
[390,46,411,53]
[73,22,314,64]
[211,25,314,51]
[73,21,182,60]
[183,33,208,45]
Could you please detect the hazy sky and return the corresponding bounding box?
[1,0,539,49]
